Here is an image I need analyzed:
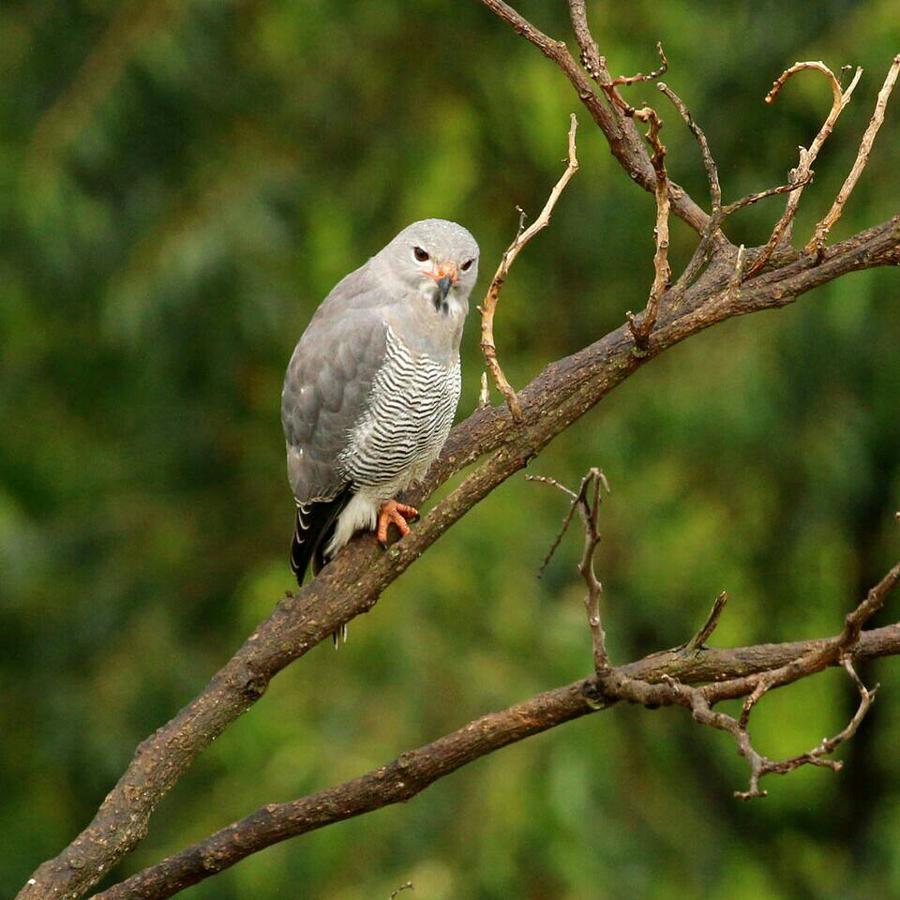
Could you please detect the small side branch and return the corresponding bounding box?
[658,82,721,216]
[748,60,864,275]
[478,114,580,421]
[684,592,729,653]
[807,54,900,253]
[528,467,611,671]
[626,104,671,350]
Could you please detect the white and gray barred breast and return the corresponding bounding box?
[339,325,460,495]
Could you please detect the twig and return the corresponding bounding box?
[525,473,580,577]
[478,114,580,421]
[684,592,729,653]
[610,41,669,90]
[528,468,611,671]
[807,54,900,253]
[747,60,864,275]
[658,82,721,215]
[626,105,671,349]
[654,81,730,307]
[720,175,814,217]
[477,372,490,410]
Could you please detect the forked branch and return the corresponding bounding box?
[807,54,900,253]
[747,60,864,275]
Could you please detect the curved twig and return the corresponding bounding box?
[479,115,580,419]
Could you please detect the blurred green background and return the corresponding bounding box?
[2,1,899,897]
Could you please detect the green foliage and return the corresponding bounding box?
[1,1,898,897]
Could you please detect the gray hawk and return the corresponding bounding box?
[281,219,480,593]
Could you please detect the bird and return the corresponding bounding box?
[281,218,480,626]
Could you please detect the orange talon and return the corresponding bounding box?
[376,499,419,546]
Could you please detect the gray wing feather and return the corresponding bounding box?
[281,264,389,503]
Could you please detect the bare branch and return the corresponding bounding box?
[610,41,669,90]
[807,54,900,253]
[747,60,864,275]
[531,468,612,670]
[478,114,579,420]
[573,469,611,671]
[720,174,814,217]
[95,612,899,900]
[526,473,581,575]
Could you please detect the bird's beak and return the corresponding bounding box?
[432,262,458,301]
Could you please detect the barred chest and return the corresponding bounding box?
[340,326,461,493]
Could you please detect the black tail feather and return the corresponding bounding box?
[289,488,353,586]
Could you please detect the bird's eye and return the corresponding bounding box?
[413,246,429,262]
[461,258,474,272]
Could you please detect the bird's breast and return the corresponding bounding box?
[340,326,461,492]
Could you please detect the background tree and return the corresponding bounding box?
[2,1,899,898]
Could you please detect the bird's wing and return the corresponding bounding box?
[281,265,390,505]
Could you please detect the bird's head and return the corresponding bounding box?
[382,219,480,317]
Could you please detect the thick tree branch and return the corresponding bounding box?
[95,612,899,900]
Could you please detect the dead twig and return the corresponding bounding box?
[747,60,864,275]
[807,54,900,254]
[658,82,721,215]
[478,114,580,421]
[610,41,669,90]
[600,41,670,113]
[683,592,729,653]
[626,104,670,349]
[528,468,611,671]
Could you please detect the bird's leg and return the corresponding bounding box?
[376,499,419,546]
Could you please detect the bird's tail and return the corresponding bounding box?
[289,489,352,646]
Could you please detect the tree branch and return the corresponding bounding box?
[94,610,898,900]
[807,54,900,253]
[747,60,864,275]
